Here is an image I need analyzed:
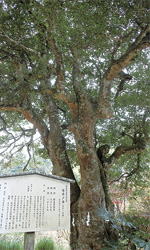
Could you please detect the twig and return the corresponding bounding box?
[23,126,36,171]
[109,154,141,184]
[0,28,41,57]
[23,143,31,172]
[109,172,129,184]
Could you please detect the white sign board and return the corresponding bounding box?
[0,173,72,234]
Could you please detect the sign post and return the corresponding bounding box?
[0,173,74,250]
[24,232,35,250]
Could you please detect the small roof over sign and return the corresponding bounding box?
[0,171,75,183]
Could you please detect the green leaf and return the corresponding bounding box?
[112,223,122,232]
[101,247,115,250]
[132,238,146,248]
[145,243,150,250]
[104,240,118,249]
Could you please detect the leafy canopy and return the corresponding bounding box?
[0,0,150,174]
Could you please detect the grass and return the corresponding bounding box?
[0,236,70,250]
[0,239,23,250]
[35,237,70,250]
[35,237,55,250]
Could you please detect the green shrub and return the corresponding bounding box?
[35,237,55,250]
[98,209,150,250]
[55,244,70,250]
[0,239,23,250]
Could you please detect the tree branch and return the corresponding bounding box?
[0,105,49,148]
[106,140,146,169]
[23,126,36,171]
[142,108,150,140]
[104,25,150,81]
[45,87,73,104]
[98,25,150,118]
[46,96,80,204]
[109,172,129,184]
[46,36,65,85]
[109,154,141,184]
[115,71,132,98]
[0,28,41,57]
[0,117,37,170]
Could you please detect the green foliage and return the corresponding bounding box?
[99,209,150,250]
[0,1,150,247]
[126,215,150,242]
[0,239,23,250]
[1,0,149,163]
[0,152,52,175]
[35,237,55,250]
[108,147,150,215]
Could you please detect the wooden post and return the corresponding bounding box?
[24,232,35,250]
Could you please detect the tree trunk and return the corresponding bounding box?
[69,113,117,249]
[17,95,117,249]
[70,153,117,249]
[47,96,80,205]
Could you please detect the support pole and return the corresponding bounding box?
[24,232,35,250]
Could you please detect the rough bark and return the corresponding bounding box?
[65,96,116,249]
[46,96,80,205]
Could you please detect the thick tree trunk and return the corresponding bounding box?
[70,149,116,249]
[69,115,117,249]
[12,95,117,249]
[47,96,80,205]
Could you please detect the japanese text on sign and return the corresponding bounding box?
[0,174,70,234]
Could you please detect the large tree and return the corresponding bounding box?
[0,1,150,249]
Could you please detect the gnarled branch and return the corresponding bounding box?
[109,153,141,184]
[98,25,150,118]
[104,25,150,81]
[97,138,146,171]
[106,140,146,169]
